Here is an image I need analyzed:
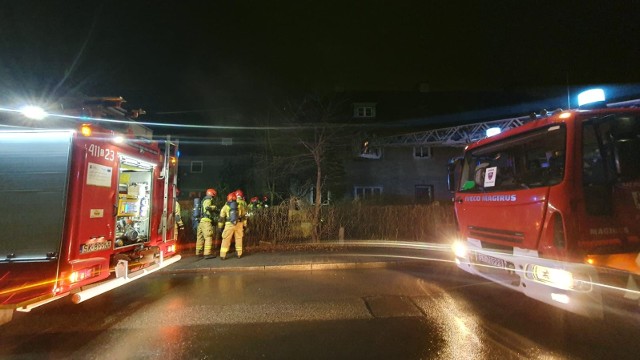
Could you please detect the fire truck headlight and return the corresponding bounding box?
[527,265,591,291]
[452,240,468,258]
[20,105,48,120]
[530,265,572,289]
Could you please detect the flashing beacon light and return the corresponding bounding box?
[486,127,501,137]
[20,105,48,120]
[80,124,92,137]
[577,88,605,107]
[113,135,125,144]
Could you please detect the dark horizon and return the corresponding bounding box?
[2,1,640,127]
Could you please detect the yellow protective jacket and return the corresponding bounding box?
[201,196,217,222]
[175,201,184,227]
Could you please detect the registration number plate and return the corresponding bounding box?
[475,253,506,268]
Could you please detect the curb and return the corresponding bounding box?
[164,260,421,274]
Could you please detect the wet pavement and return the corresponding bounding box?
[4,242,640,359]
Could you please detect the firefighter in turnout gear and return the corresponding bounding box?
[174,189,184,241]
[218,191,246,259]
[234,189,249,244]
[235,189,248,229]
[248,196,259,217]
[196,188,218,258]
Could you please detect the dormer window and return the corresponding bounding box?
[413,146,431,159]
[353,103,376,118]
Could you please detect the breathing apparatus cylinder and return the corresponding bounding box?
[229,201,238,225]
[192,197,201,231]
[192,198,201,218]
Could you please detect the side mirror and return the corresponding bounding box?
[447,157,464,193]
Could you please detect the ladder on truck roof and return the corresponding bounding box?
[368,115,530,148]
[366,98,640,148]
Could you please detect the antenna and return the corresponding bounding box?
[566,72,571,109]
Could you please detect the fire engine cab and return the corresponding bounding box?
[449,90,640,318]
[0,97,181,324]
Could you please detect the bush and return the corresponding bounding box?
[242,201,456,246]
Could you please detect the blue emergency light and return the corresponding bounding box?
[577,89,605,107]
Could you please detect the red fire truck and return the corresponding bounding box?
[449,97,640,318]
[0,99,182,324]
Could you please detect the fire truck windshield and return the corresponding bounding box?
[459,125,566,193]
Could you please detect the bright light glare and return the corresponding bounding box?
[69,271,79,283]
[20,105,48,120]
[113,135,125,143]
[486,127,501,137]
[532,265,574,290]
[452,240,468,258]
[577,88,605,107]
[80,125,92,137]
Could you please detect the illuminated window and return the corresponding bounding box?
[353,103,376,118]
[190,161,203,173]
[413,146,431,159]
[359,146,382,159]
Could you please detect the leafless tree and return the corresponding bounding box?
[256,94,348,242]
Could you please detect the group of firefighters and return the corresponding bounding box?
[174,187,270,259]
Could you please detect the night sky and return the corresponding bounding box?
[2,1,640,127]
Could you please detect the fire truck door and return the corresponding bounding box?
[0,131,72,303]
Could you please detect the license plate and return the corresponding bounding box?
[475,253,506,268]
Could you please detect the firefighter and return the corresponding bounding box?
[218,191,246,259]
[248,196,259,217]
[235,189,248,237]
[174,188,185,241]
[196,188,218,258]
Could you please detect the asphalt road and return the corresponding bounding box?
[2,259,640,359]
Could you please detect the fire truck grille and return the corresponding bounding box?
[469,226,524,244]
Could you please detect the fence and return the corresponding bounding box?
[179,200,456,246]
